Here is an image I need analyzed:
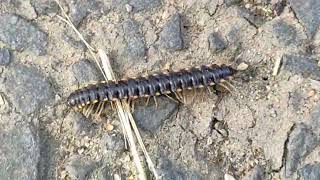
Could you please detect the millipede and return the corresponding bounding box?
[67,64,237,113]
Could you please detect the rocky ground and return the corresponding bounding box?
[0,0,320,179]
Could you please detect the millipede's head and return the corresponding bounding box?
[66,92,77,108]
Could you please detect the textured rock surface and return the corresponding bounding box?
[3,64,52,114]
[0,14,47,55]
[0,48,11,66]
[0,1,320,179]
[159,14,183,51]
[0,116,39,180]
[134,97,178,132]
[289,0,320,38]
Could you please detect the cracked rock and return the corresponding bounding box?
[208,32,227,53]
[298,163,320,180]
[31,0,60,16]
[282,54,320,80]
[12,0,37,19]
[69,0,105,27]
[159,14,184,51]
[289,0,320,38]
[245,166,265,180]
[285,124,319,177]
[0,14,48,55]
[122,19,146,59]
[4,64,53,114]
[0,48,11,66]
[133,97,178,132]
[0,119,39,180]
[65,155,96,180]
[129,0,161,12]
[70,59,103,86]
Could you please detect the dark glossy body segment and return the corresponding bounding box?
[67,64,236,108]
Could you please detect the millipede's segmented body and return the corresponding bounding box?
[67,64,237,109]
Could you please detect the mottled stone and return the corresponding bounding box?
[289,0,320,38]
[282,55,320,80]
[122,19,146,59]
[12,0,37,19]
[70,59,103,85]
[65,155,97,180]
[0,14,48,55]
[159,14,183,51]
[133,97,178,132]
[4,64,53,114]
[247,166,264,180]
[31,0,60,16]
[0,119,39,180]
[272,19,300,46]
[298,163,320,180]
[285,124,319,177]
[65,112,97,136]
[100,133,125,152]
[69,0,104,27]
[0,48,11,66]
[129,0,161,12]
[208,32,227,53]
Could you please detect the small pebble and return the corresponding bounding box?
[104,123,114,131]
[224,174,236,180]
[307,89,317,98]
[0,94,5,106]
[0,48,11,66]
[237,62,249,71]
[125,4,133,12]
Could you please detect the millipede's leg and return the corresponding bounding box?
[97,102,105,116]
[110,101,115,110]
[182,90,186,104]
[164,94,179,103]
[94,102,102,114]
[145,96,151,106]
[153,96,158,108]
[131,100,135,112]
[174,92,183,103]
[206,86,213,94]
[201,88,206,102]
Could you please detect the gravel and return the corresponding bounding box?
[0,48,11,66]
[4,64,53,114]
[0,14,48,55]
[159,13,183,51]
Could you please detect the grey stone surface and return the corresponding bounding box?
[71,112,97,136]
[11,0,37,19]
[63,33,86,50]
[70,59,103,85]
[272,19,300,46]
[159,14,183,51]
[4,64,53,114]
[0,48,11,66]
[248,166,264,180]
[65,155,96,180]
[285,124,319,177]
[298,163,320,180]
[31,0,59,16]
[0,121,39,180]
[133,97,178,132]
[129,0,161,12]
[122,19,146,59]
[100,133,125,152]
[208,32,226,53]
[69,0,104,27]
[289,0,320,38]
[282,54,320,80]
[0,14,48,55]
